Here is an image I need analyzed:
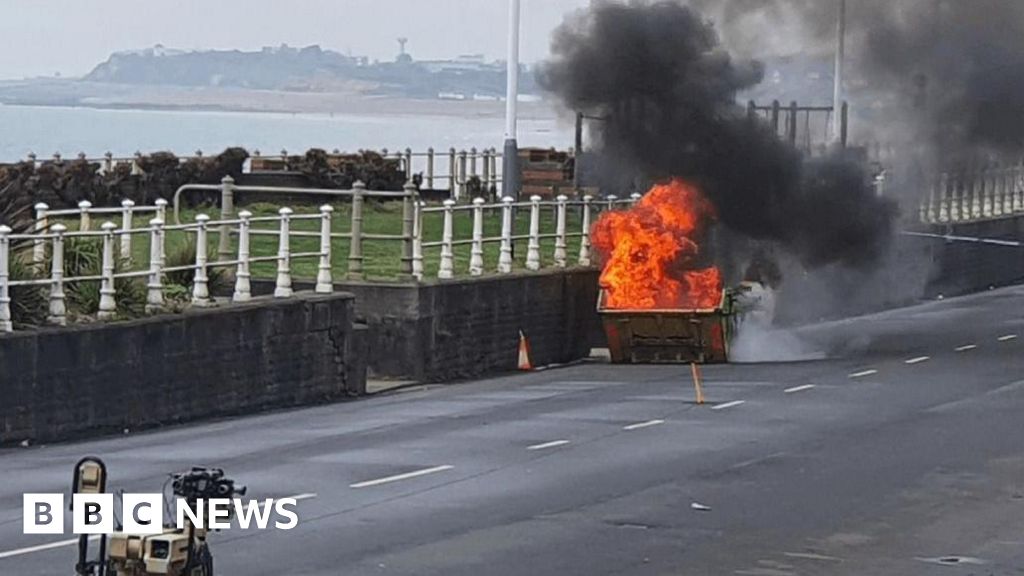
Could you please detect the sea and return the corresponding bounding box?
[0,104,575,162]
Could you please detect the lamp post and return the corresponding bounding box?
[831,0,846,146]
[502,0,522,200]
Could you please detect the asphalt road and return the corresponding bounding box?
[2,286,1024,575]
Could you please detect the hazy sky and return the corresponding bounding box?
[0,0,592,80]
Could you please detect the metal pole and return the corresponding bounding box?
[831,0,846,146]
[502,0,521,200]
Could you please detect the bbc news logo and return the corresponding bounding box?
[24,494,299,535]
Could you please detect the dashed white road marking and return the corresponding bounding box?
[955,344,978,352]
[712,400,746,411]
[623,419,664,431]
[849,369,878,379]
[0,536,99,560]
[905,356,930,365]
[784,552,843,562]
[350,465,454,489]
[784,384,816,394]
[287,493,318,502]
[527,440,570,451]
[998,334,1018,342]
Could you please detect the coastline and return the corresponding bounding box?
[0,79,564,120]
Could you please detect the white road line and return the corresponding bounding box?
[350,465,454,489]
[849,369,878,379]
[527,440,570,451]
[784,384,816,394]
[998,334,1018,342]
[783,552,842,562]
[287,493,318,502]
[0,536,99,560]
[712,400,746,411]
[623,419,664,431]
[905,356,930,365]
[955,344,978,352]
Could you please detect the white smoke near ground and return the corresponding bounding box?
[729,284,827,363]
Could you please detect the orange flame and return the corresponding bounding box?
[593,179,722,310]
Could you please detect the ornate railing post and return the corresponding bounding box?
[438,199,456,279]
[426,147,435,190]
[347,181,366,280]
[490,148,499,192]
[98,222,118,320]
[606,194,618,211]
[192,214,211,307]
[981,168,992,218]
[275,207,293,298]
[48,224,67,326]
[554,194,568,267]
[470,198,485,276]
[412,200,424,281]
[498,196,514,274]
[155,198,168,226]
[457,149,468,201]
[1016,161,1024,212]
[950,174,962,222]
[233,210,253,302]
[404,147,413,180]
[579,195,593,266]
[401,182,417,280]
[104,151,114,174]
[218,175,235,261]
[526,195,542,271]
[969,172,981,219]
[448,147,457,197]
[481,149,491,194]
[146,218,164,313]
[78,200,93,232]
[120,199,135,260]
[0,225,11,332]
[33,202,48,265]
[937,174,950,223]
[630,192,642,207]
[470,147,478,178]
[316,205,334,294]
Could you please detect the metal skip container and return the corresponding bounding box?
[597,289,734,364]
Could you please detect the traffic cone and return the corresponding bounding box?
[518,330,533,371]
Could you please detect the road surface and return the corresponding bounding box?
[2,286,1024,575]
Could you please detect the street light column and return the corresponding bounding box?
[502,0,522,201]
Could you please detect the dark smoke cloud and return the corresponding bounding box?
[696,0,1024,157]
[539,0,895,268]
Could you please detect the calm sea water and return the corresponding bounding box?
[0,104,574,162]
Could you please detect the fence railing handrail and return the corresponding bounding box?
[916,164,1024,225]
[0,204,337,332]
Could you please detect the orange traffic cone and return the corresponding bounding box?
[518,330,533,371]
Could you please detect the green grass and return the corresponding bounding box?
[59,201,588,283]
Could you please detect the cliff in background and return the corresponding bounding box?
[84,44,540,99]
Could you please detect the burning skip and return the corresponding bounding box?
[594,180,735,365]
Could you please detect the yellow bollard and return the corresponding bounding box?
[691,362,705,405]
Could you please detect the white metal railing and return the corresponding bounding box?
[917,164,1024,225]
[172,178,417,280]
[31,199,167,263]
[0,206,334,333]
[416,192,639,280]
[3,180,636,333]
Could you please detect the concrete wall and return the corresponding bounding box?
[923,216,1024,298]
[0,293,366,445]
[251,268,602,382]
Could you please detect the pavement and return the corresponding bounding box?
[2,285,1024,575]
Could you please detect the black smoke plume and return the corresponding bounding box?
[692,0,1024,159]
[539,1,896,268]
